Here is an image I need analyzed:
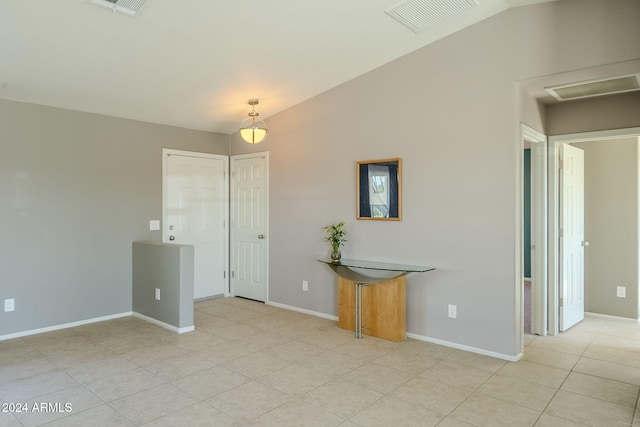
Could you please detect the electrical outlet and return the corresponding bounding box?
[155,288,161,300]
[4,298,15,312]
[617,286,626,298]
[448,304,457,319]
[302,280,309,292]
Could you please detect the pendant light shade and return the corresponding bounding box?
[239,99,268,144]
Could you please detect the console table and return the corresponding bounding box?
[319,259,434,341]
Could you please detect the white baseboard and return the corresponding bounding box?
[0,312,132,341]
[585,312,640,323]
[404,332,522,362]
[2,300,522,362]
[266,301,338,321]
[265,301,521,362]
[131,312,195,334]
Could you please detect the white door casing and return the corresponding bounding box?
[163,149,229,300]
[230,152,269,302]
[520,124,548,340]
[559,144,585,331]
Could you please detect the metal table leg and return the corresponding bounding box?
[355,282,366,338]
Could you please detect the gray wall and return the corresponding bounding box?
[546,92,640,136]
[132,241,195,330]
[2,0,639,357]
[231,0,640,356]
[0,99,228,336]
[573,138,639,319]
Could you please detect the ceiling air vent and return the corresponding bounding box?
[89,0,148,16]
[545,74,640,102]
[386,0,479,33]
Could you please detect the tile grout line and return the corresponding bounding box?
[4,303,638,427]
[531,318,638,426]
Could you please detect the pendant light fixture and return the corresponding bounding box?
[239,99,268,144]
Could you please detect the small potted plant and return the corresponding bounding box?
[324,221,347,262]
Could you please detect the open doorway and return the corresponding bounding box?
[548,127,640,334]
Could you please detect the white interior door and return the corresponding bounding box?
[559,143,585,331]
[163,150,228,300]
[231,153,268,302]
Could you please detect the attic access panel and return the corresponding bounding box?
[545,74,640,102]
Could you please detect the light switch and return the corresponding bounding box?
[149,220,160,231]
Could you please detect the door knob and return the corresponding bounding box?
[169,236,175,241]
[258,234,265,239]
[581,241,590,247]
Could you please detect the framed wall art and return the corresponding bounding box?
[356,158,402,220]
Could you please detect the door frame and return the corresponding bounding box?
[520,124,548,342]
[548,127,640,334]
[230,151,270,301]
[162,148,230,296]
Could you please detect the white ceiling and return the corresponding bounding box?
[0,0,554,134]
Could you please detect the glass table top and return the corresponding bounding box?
[318,258,434,273]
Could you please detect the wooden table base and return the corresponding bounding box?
[337,275,406,342]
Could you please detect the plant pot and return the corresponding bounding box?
[330,251,342,262]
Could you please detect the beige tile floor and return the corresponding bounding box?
[0,297,639,426]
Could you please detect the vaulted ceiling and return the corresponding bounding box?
[0,0,555,134]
